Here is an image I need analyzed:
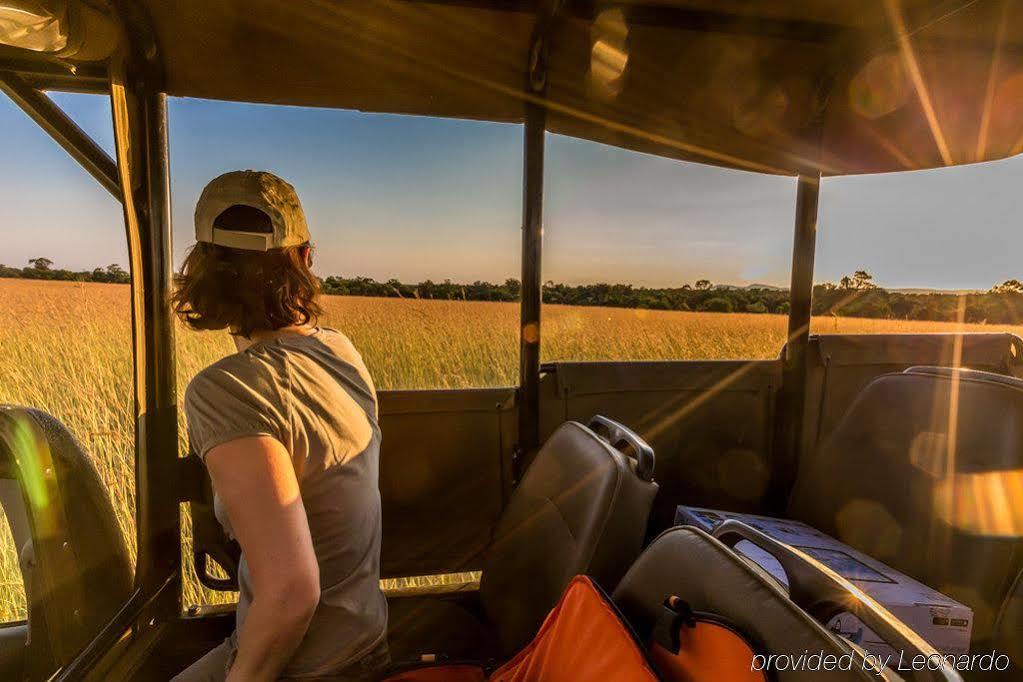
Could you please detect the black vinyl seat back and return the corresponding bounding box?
[479,417,657,654]
[787,367,1023,647]
[0,406,133,678]
[613,525,960,682]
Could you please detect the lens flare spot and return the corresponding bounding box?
[0,412,57,537]
[588,8,629,100]
[733,86,790,139]
[848,52,910,120]
[835,499,902,560]
[934,468,1023,538]
[522,322,539,344]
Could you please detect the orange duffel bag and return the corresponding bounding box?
[382,575,766,682]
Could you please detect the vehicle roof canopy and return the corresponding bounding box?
[14,0,1023,175]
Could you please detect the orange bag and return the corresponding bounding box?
[384,576,658,682]
[384,579,766,682]
[385,664,487,681]
[647,596,766,682]
[489,577,657,682]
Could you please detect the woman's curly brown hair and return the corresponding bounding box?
[172,242,323,338]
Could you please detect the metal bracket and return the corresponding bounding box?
[526,0,563,96]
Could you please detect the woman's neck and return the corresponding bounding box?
[232,324,315,352]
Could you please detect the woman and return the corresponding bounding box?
[172,171,388,681]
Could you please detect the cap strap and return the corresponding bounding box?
[211,228,272,251]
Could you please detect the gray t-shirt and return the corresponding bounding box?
[184,327,387,678]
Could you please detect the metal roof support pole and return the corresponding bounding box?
[109,63,180,623]
[516,4,559,480]
[516,87,545,480]
[0,73,121,201]
[773,173,820,506]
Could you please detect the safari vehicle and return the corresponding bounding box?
[1,0,1022,680]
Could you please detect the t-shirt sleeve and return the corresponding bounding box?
[184,360,290,460]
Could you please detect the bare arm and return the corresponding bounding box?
[204,436,321,682]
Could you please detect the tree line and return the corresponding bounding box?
[7,258,1023,324]
[0,257,130,284]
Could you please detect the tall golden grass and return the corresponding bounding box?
[0,278,1019,622]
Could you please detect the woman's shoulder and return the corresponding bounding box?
[314,328,364,362]
[311,328,377,397]
[184,351,278,407]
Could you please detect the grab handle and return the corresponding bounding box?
[588,415,655,482]
[713,520,960,682]
[189,450,241,592]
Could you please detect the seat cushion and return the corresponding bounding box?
[386,592,500,663]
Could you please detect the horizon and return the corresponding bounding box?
[0,265,1005,296]
[4,93,1023,291]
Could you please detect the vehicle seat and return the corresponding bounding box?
[613,524,957,682]
[388,417,658,659]
[786,367,1023,647]
[0,406,133,677]
[480,417,658,653]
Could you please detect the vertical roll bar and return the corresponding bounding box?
[516,5,559,477]
[518,103,545,471]
[773,173,820,502]
[787,174,820,359]
[110,66,180,621]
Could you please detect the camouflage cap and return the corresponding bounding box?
[194,170,310,251]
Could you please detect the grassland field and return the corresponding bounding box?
[1,278,1020,623]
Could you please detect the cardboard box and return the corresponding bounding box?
[675,506,973,657]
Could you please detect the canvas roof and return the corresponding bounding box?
[8,0,1023,175]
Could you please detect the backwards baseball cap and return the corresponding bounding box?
[194,170,310,251]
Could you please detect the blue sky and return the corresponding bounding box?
[3,92,1022,290]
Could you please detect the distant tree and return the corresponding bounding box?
[28,257,53,271]
[992,279,1023,294]
[103,264,129,283]
[890,297,916,319]
[838,270,876,290]
[386,279,406,298]
[852,270,876,289]
[694,279,712,290]
[745,301,768,314]
[701,297,733,313]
